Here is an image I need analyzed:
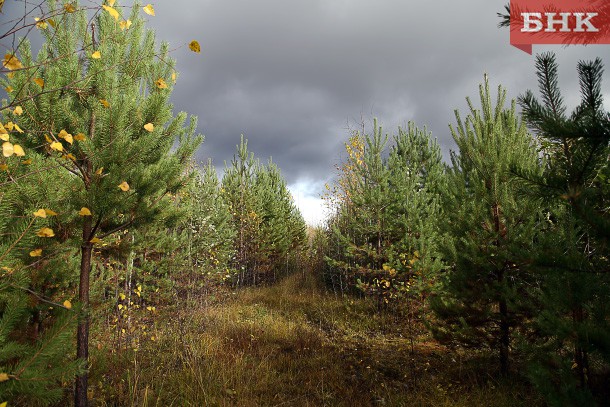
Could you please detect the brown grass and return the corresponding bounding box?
[87,272,543,407]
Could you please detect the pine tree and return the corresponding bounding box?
[430,76,543,375]
[518,53,610,405]
[1,2,201,405]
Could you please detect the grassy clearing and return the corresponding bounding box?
[88,272,542,406]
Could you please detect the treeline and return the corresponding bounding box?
[319,59,609,405]
[0,3,305,405]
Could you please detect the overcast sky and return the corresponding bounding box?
[3,1,610,225]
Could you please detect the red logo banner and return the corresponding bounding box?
[510,0,610,54]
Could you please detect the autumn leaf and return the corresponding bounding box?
[100,99,110,108]
[50,141,64,152]
[63,300,72,309]
[74,133,86,141]
[143,4,155,16]
[2,142,14,157]
[143,123,154,132]
[13,106,23,115]
[48,18,57,28]
[36,227,55,238]
[64,153,76,161]
[118,181,130,191]
[64,3,76,13]
[35,17,48,29]
[91,51,101,59]
[5,86,13,93]
[171,71,177,83]
[33,78,44,87]
[33,209,47,218]
[189,40,201,53]
[120,20,132,30]
[95,167,104,175]
[0,133,8,142]
[30,248,43,257]
[12,123,23,133]
[13,144,25,157]
[44,209,58,216]
[102,5,120,21]
[155,78,167,89]
[108,0,116,6]
[78,207,92,216]
[59,129,73,144]
[3,54,23,70]
[21,159,32,165]
[0,373,8,382]
[90,237,102,244]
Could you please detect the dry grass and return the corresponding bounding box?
[87,272,543,406]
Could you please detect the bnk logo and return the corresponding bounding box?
[510,0,610,53]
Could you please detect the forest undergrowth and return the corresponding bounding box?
[87,270,543,407]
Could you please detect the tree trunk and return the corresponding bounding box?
[499,295,510,375]
[75,218,93,407]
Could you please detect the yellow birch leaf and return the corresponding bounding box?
[64,3,76,13]
[91,51,101,59]
[44,134,52,143]
[21,159,32,165]
[155,78,167,89]
[35,18,48,29]
[64,153,76,161]
[119,19,132,30]
[108,0,116,6]
[33,209,47,218]
[13,144,25,157]
[63,134,73,144]
[189,40,201,53]
[119,293,126,300]
[36,227,55,237]
[63,300,72,309]
[143,123,154,132]
[100,99,110,108]
[95,167,104,175]
[13,106,23,115]
[2,142,14,157]
[0,134,8,142]
[13,123,23,133]
[48,18,57,28]
[44,209,58,216]
[7,72,14,79]
[30,248,43,257]
[118,304,124,310]
[74,133,86,141]
[0,164,7,171]
[102,5,120,21]
[0,373,8,382]
[143,4,155,16]
[0,401,7,407]
[33,78,44,87]
[50,142,63,152]
[90,237,102,244]
[118,181,130,191]
[79,207,92,216]
[5,86,13,93]
[171,71,177,83]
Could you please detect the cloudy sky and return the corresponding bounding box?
[4,1,610,225]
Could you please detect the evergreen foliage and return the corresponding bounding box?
[430,75,543,375]
[517,53,610,405]
[324,119,446,309]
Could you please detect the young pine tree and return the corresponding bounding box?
[518,53,610,405]
[1,2,201,405]
[431,76,543,375]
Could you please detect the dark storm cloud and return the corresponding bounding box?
[3,1,609,223]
